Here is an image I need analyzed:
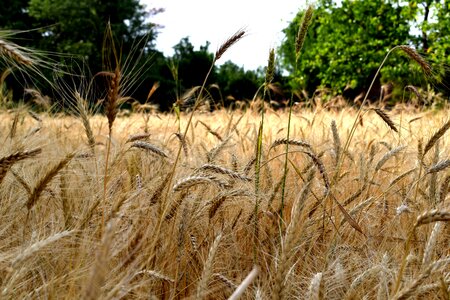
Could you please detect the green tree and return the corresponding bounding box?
[425,1,450,87]
[172,37,217,91]
[279,0,420,99]
[0,0,36,32]
[28,0,162,72]
[217,61,260,101]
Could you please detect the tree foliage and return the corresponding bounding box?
[279,0,449,99]
[28,0,162,73]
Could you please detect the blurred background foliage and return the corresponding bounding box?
[0,0,449,111]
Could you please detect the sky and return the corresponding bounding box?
[142,0,307,71]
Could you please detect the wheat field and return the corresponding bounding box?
[0,105,448,299]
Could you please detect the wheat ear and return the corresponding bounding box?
[439,174,450,203]
[215,29,246,61]
[415,209,450,227]
[0,38,33,65]
[296,5,314,56]
[26,153,75,211]
[196,233,222,299]
[331,120,341,164]
[427,159,450,174]
[270,138,312,151]
[273,169,314,300]
[130,141,170,159]
[198,163,252,182]
[126,133,151,143]
[83,220,115,300]
[375,146,406,171]
[0,148,42,184]
[173,175,229,192]
[197,120,223,141]
[423,119,450,157]
[307,272,324,300]
[12,230,73,267]
[392,258,450,300]
[373,108,398,132]
[73,92,95,152]
[398,45,432,76]
[422,222,442,268]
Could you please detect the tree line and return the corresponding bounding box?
[1,0,449,111]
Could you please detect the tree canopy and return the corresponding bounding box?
[279,0,450,100]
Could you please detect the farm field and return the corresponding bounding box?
[0,106,448,299]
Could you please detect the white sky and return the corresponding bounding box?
[142,0,307,71]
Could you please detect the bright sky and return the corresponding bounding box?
[142,0,307,71]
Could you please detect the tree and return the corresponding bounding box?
[217,61,260,102]
[424,0,450,89]
[172,37,216,92]
[279,0,421,99]
[0,0,36,32]
[28,0,162,73]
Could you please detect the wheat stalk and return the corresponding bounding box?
[228,266,259,300]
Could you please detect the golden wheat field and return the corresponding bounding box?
[0,105,448,299]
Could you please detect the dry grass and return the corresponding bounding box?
[0,106,449,299]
